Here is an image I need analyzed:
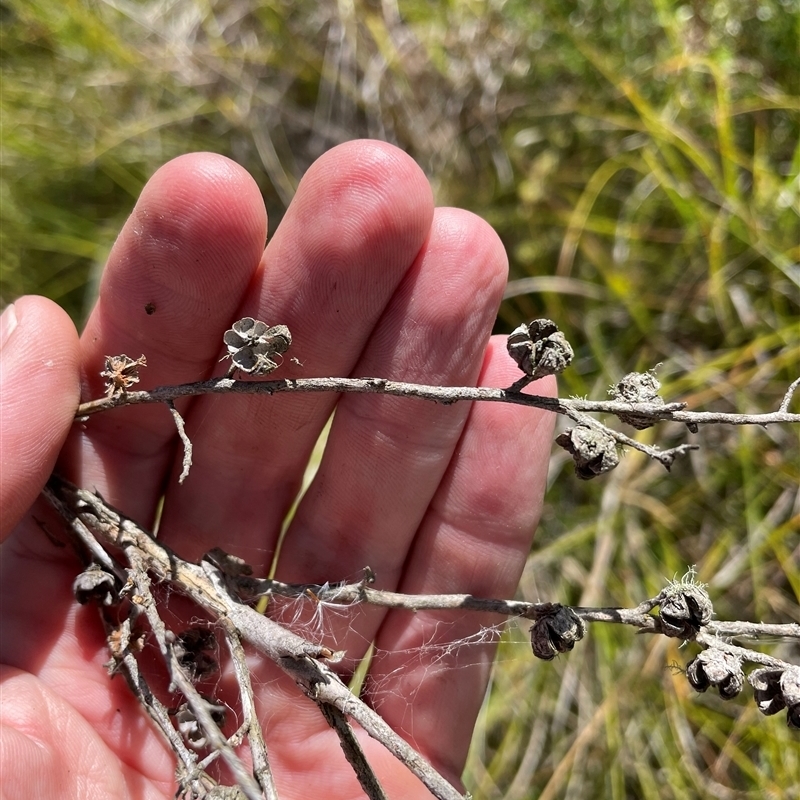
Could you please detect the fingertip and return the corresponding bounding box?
[148,152,267,231]
[310,139,433,202]
[282,139,435,267]
[100,152,267,305]
[80,151,270,409]
[427,206,509,302]
[0,297,80,538]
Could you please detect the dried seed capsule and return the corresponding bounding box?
[657,579,713,639]
[781,666,800,706]
[611,370,661,403]
[73,563,118,607]
[507,319,574,381]
[686,649,744,699]
[223,317,292,375]
[555,424,619,480]
[749,667,786,716]
[609,369,665,429]
[781,667,800,729]
[172,698,227,749]
[101,354,147,398]
[530,604,586,661]
[174,627,218,682]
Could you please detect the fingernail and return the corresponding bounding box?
[0,303,17,354]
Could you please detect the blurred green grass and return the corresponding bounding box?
[2,0,798,796]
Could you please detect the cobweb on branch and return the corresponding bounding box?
[265,584,517,710]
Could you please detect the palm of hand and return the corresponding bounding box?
[0,141,554,798]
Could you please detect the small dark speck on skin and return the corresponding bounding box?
[145,302,156,315]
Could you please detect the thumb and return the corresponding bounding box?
[0,296,80,540]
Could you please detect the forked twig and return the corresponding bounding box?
[45,476,800,800]
[46,475,467,800]
[42,319,800,798]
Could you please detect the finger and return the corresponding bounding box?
[0,666,167,799]
[0,297,80,540]
[0,291,180,783]
[365,341,556,784]
[272,209,508,659]
[64,153,268,524]
[157,141,435,567]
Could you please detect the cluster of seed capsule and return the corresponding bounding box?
[528,572,799,730]
[506,319,673,480]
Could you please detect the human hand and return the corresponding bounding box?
[0,141,555,798]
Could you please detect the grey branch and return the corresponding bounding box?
[72,372,799,480]
[124,545,264,799]
[167,400,193,484]
[43,477,800,798]
[696,631,796,671]
[220,619,279,800]
[779,376,800,413]
[75,374,800,428]
[46,475,467,800]
[240,573,800,646]
[117,637,206,794]
[317,703,388,800]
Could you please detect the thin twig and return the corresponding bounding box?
[696,631,796,670]
[167,400,193,484]
[52,492,219,796]
[222,571,800,644]
[44,476,800,799]
[708,620,800,640]
[41,484,127,582]
[779,376,800,413]
[245,577,559,618]
[71,373,799,475]
[251,576,800,662]
[75,375,800,427]
[220,619,279,800]
[168,650,265,800]
[46,476,467,800]
[558,405,698,469]
[124,545,265,800]
[318,702,389,800]
[117,641,205,793]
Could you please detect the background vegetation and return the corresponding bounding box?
[2,0,799,796]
